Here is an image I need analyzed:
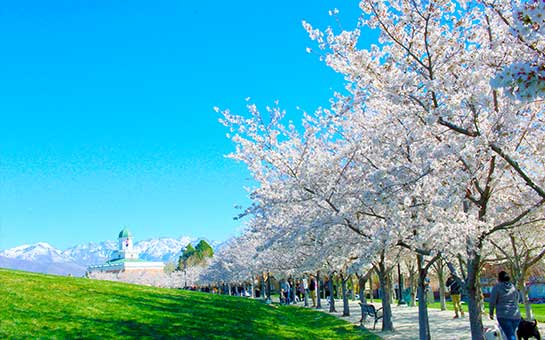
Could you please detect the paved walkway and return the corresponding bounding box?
[320,299,500,340]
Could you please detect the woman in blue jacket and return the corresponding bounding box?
[489,271,521,340]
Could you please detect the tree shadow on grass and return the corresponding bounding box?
[3,275,379,339]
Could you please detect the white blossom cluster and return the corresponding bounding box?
[490,0,545,100]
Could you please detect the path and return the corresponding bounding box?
[321,299,501,340]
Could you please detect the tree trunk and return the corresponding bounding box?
[515,268,533,321]
[376,263,394,331]
[350,276,356,301]
[266,272,272,303]
[261,274,266,300]
[439,279,446,311]
[397,263,405,305]
[519,282,534,320]
[416,254,431,340]
[467,255,484,340]
[316,270,322,309]
[408,266,417,307]
[328,274,337,312]
[359,275,367,304]
[341,273,350,316]
[369,275,374,303]
[390,272,396,305]
[304,275,309,307]
[436,261,447,311]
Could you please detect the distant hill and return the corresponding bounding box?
[0,237,220,276]
[0,268,375,339]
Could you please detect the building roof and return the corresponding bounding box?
[105,258,145,265]
[118,228,132,239]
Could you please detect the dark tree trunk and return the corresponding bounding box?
[341,273,350,316]
[261,274,266,300]
[467,254,484,340]
[435,260,447,311]
[350,276,356,300]
[369,275,374,302]
[266,272,272,303]
[416,254,431,340]
[316,270,322,309]
[358,275,367,304]
[409,269,417,307]
[376,260,394,331]
[328,274,337,312]
[398,262,405,305]
[389,271,396,305]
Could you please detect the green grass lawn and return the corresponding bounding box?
[427,301,545,322]
[0,269,380,339]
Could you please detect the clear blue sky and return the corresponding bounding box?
[0,1,365,250]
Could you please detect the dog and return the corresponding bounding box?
[517,319,541,340]
[483,324,502,340]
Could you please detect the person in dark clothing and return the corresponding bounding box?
[446,275,464,318]
[309,275,317,307]
[489,271,521,340]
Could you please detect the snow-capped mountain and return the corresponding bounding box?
[2,242,71,263]
[134,236,192,262]
[0,236,218,276]
[0,243,87,276]
[62,240,117,266]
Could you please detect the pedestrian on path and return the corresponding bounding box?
[446,275,464,318]
[302,277,309,307]
[309,275,317,307]
[489,271,521,340]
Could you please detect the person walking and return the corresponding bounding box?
[280,279,291,305]
[296,279,304,302]
[309,275,317,307]
[446,275,464,318]
[302,277,309,307]
[489,271,521,340]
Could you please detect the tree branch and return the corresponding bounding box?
[490,142,545,199]
[438,117,479,137]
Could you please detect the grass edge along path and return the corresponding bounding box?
[0,269,380,339]
[427,301,545,322]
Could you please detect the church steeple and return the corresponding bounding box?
[118,227,133,252]
[110,227,138,260]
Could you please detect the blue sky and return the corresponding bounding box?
[0,1,364,250]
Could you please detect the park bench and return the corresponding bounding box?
[358,302,383,330]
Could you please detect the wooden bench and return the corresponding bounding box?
[358,302,383,330]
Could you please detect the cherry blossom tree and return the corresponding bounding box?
[217,2,544,339]
[302,1,545,338]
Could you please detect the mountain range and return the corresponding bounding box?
[0,236,217,277]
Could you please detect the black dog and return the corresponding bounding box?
[517,319,541,340]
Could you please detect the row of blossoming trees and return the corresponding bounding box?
[199,1,544,340]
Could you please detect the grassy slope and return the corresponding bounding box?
[0,269,380,339]
[427,301,545,322]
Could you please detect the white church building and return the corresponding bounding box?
[87,228,164,274]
